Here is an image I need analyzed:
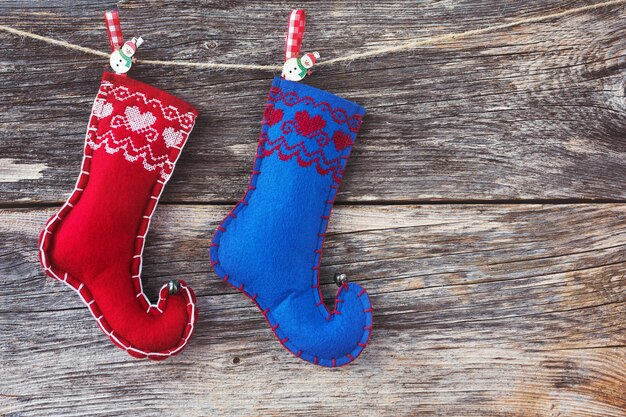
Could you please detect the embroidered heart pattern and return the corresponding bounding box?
[163,127,184,148]
[332,131,353,151]
[125,106,156,132]
[294,110,326,137]
[264,106,284,127]
[93,100,113,118]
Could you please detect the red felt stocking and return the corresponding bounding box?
[39,72,198,359]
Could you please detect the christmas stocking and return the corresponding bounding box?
[39,72,198,359]
[210,77,373,367]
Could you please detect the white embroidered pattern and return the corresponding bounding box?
[124,106,157,132]
[86,81,196,180]
[92,99,113,118]
[163,127,184,148]
[110,106,159,142]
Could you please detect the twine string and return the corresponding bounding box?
[0,0,624,72]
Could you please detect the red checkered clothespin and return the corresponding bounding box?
[105,10,124,52]
[285,10,305,61]
[105,10,144,75]
[282,10,320,82]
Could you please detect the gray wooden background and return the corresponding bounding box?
[1,1,625,416]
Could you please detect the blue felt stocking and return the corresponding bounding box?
[210,77,372,367]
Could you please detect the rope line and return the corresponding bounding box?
[1,0,624,72]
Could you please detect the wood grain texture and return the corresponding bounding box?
[0,0,625,203]
[1,204,624,416]
[1,0,625,416]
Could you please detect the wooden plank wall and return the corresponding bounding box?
[0,1,624,416]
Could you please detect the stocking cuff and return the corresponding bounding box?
[262,77,366,183]
[87,72,199,181]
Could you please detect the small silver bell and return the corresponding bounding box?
[333,273,348,287]
[167,280,180,295]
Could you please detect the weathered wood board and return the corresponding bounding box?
[0,0,625,203]
[1,0,625,416]
[1,204,625,416]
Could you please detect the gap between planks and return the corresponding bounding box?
[0,198,625,210]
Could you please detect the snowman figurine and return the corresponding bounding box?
[110,37,144,74]
[282,52,320,82]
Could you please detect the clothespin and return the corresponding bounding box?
[105,11,144,75]
[281,10,319,82]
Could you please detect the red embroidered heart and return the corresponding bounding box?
[332,131,352,151]
[295,111,326,137]
[264,106,284,126]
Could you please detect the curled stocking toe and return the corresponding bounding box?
[271,282,373,367]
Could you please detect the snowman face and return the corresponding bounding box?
[281,58,304,82]
[301,56,313,68]
[110,50,131,74]
[121,44,135,56]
